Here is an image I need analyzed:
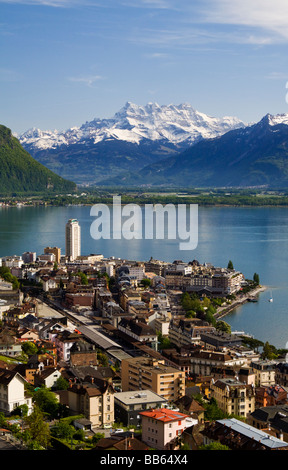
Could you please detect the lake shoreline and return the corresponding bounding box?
[215,285,267,320]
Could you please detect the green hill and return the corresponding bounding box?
[0,125,76,194]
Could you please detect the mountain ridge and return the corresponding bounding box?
[101,112,288,188]
[17,102,246,185]
[18,102,246,149]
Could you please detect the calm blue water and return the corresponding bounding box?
[1,204,288,349]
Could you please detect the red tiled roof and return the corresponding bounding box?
[139,408,188,423]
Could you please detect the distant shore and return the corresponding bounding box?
[215,285,267,320]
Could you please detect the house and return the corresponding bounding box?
[0,367,33,415]
[250,359,277,386]
[247,405,288,442]
[210,377,255,418]
[59,376,114,428]
[0,328,22,357]
[140,408,190,450]
[34,367,62,389]
[255,384,288,408]
[69,338,98,367]
[118,319,158,350]
[119,289,142,312]
[199,330,243,350]
[202,418,288,450]
[175,395,205,422]
[168,318,216,348]
[14,351,57,385]
[93,433,149,451]
[275,362,288,387]
[16,328,39,343]
[188,349,246,377]
[114,390,168,427]
[53,329,82,362]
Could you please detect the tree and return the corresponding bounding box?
[227,260,234,269]
[11,404,28,417]
[262,341,277,360]
[92,432,105,444]
[141,278,152,288]
[22,341,38,356]
[158,333,172,350]
[216,320,231,334]
[33,387,60,419]
[199,441,230,450]
[253,272,260,285]
[54,376,69,390]
[51,420,75,440]
[24,405,51,449]
[77,271,88,285]
[204,398,227,421]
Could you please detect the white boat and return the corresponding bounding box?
[268,290,273,302]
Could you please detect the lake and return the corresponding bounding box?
[0,204,288,349]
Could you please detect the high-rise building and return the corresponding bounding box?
[65,219,81,261]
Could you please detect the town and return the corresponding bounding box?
[0,218,287,451]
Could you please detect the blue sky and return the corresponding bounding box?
[2,0,288,134]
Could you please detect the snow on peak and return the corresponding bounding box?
[18,102,246,150]
[266,113,288,126]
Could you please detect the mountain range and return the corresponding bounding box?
[17,102,246,185]
[15,102,288,189]
[108,113,288,188]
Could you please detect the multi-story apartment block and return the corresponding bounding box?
[189,349,246,377]
[250,360,277,386]
[121,357,185,402]
[168,319,216,348]
[62,377,114,428]
[165,264,244,296]
[210,377,255,418]
[22,251,37,263]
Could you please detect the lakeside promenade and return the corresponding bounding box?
[215,285,267,320]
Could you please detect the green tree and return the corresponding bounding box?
[54,376,69,390]
[262,341,277,360]
[141,278,152,288]
[51,420,75,440]
[77,271,88,285]
[253,272,260,285]
[24,405,51,449]
[157,333,172,350]
[227,260,234,270]
[33,387,60,419]
[73,428,85,441]
[92,432,105,444]
[199,442,230,450]
[204,398,227,421]
[11,404,28,417]
[22,341,38,356]
[216,321,231,334]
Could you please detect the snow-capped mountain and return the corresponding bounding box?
[16,102,248,185]
[18,102,246,150]
[107,111,288,188]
